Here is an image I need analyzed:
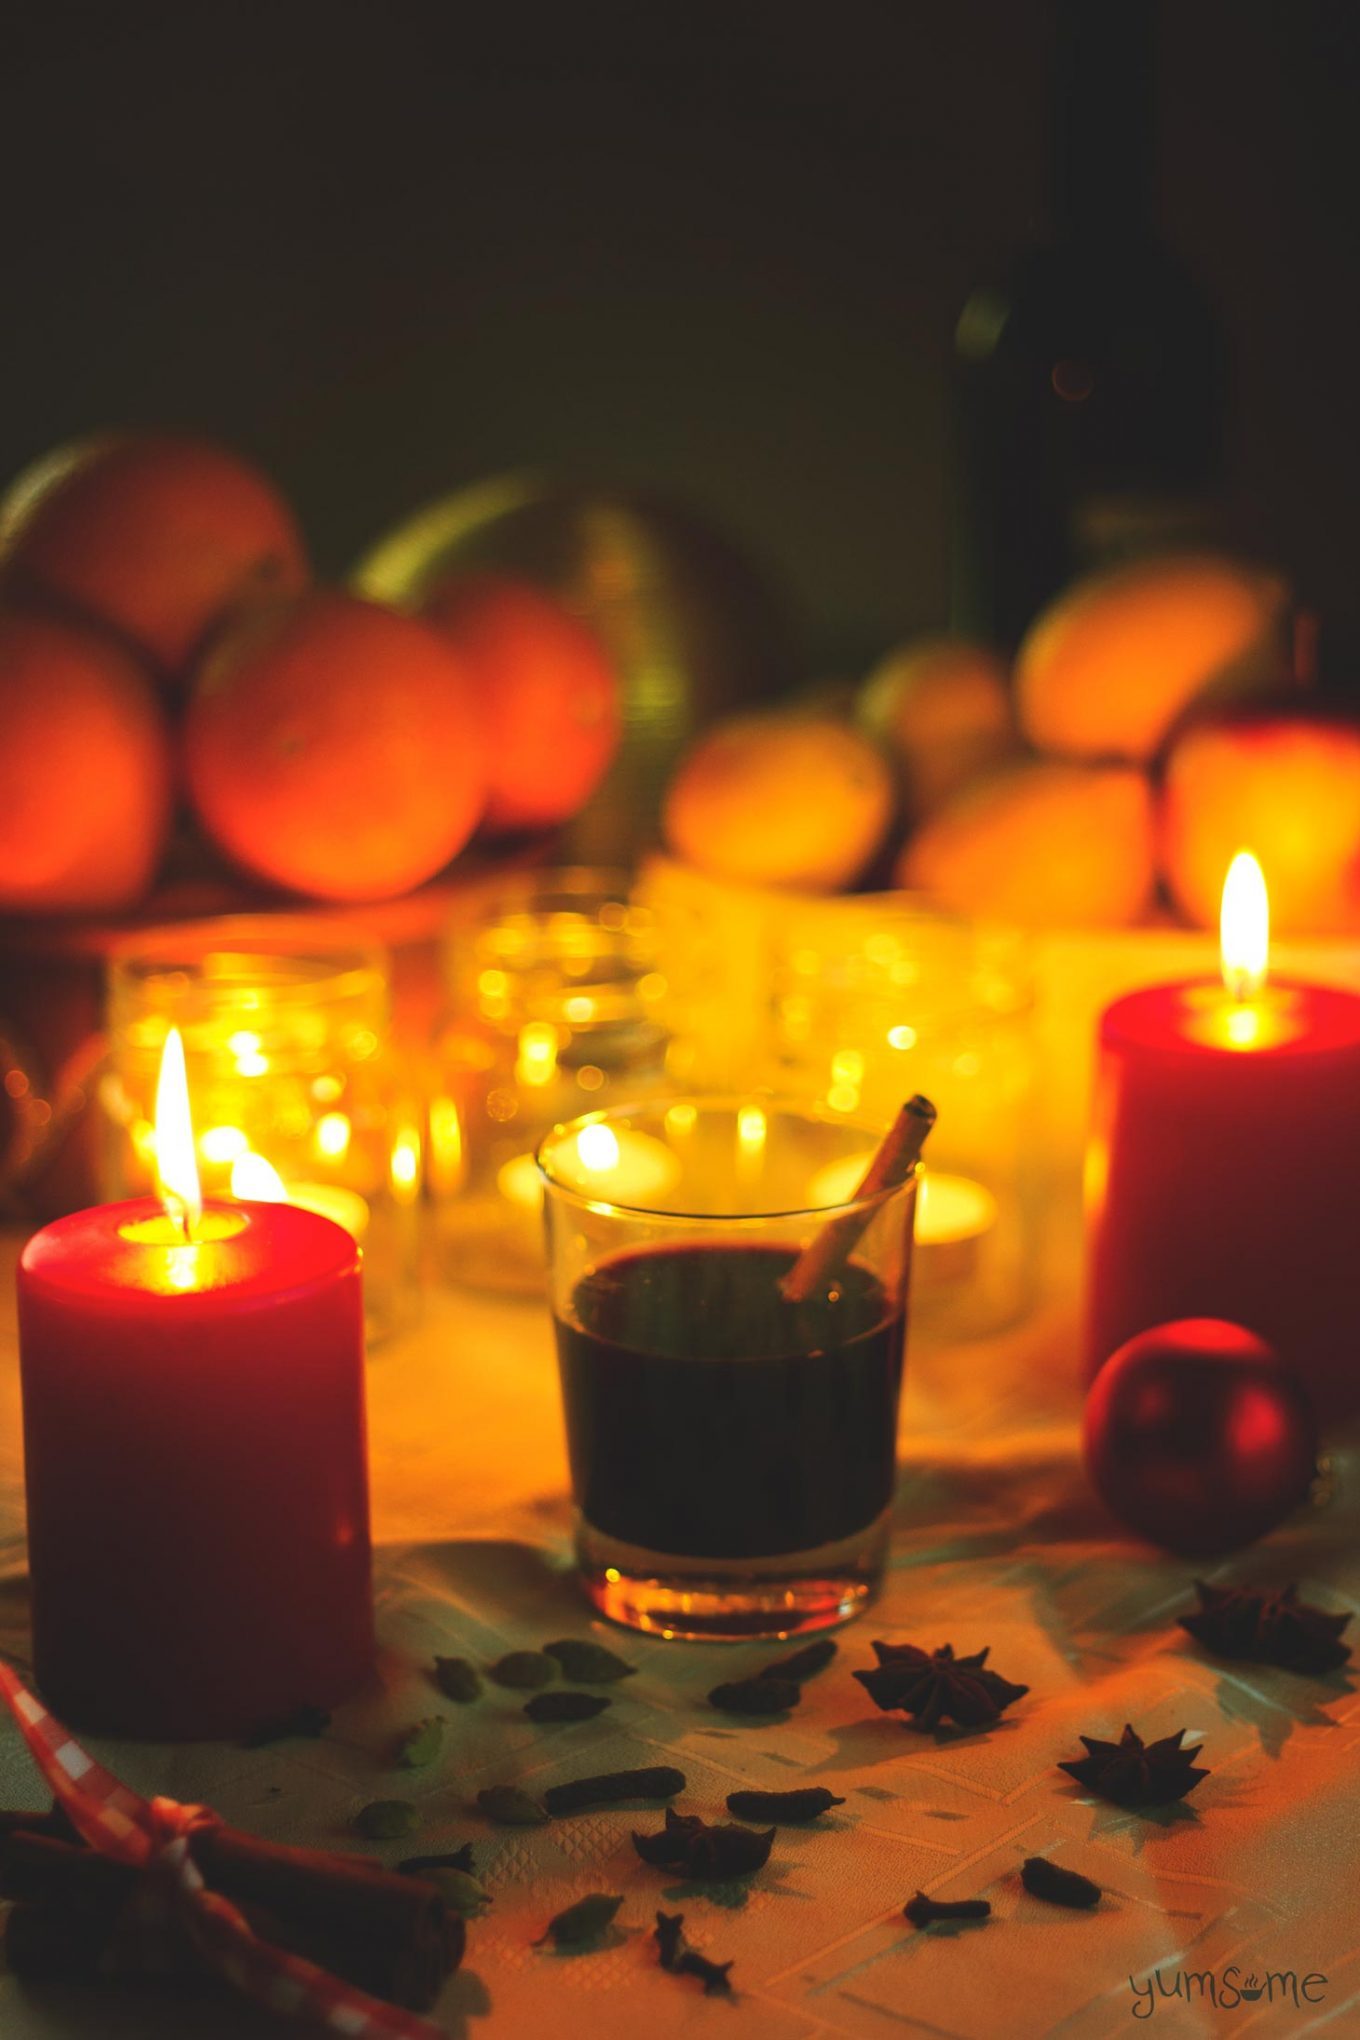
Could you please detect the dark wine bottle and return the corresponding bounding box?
[952,0,1227,649]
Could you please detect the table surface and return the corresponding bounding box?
[0,1233,1357,2040]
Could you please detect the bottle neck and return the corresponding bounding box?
[1048,0,1158,245]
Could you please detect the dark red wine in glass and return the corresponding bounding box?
[554,1240,906,1561]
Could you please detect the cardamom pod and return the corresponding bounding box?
[433,1656,482,1703]
[543,1639,637,1684]
[395,1717,445,1769]
[477,1785,550,1825]
[489,1651,556,1689]
[354,1799,420,1840]
[524,1691,611,1723]
[539,1893,624,1947]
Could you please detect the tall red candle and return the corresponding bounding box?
[1085,858,1360,1426]
[17,1195,373,1740]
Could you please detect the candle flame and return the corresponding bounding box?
[153,1029,202,1239]
[229,1151,289,1202]
[1220,849,1269,1001]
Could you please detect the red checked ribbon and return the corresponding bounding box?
[0,1660,442,2038]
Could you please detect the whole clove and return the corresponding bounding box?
[542,1767,684,1816]
[537,1893,623,1948]
[725,1787,844,1824]
[476,1786,551,1826]
[1058,1723,1208,1808]
[432,1657,482,1704]
[489,1651,556,1690]
[903,1892,991,1928]
[353,1800,421,1841]
[523,1692,612,1724]
[398,1846,475,1877]
[760,1639,837,1683]
[543,1639,637,1684]
[242,1703,331,1748]
[654,1910,733,1995]
[1021,1857,1101,1910]
[394,1718,445,1769]
[708,1677,801,1715]
[633,1807,775,1879]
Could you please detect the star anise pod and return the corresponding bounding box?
[632,1807,774,1879]
[854,1642,1028,1730]
[1058,1723,1208,1807]
[1179,1581,1351,1675]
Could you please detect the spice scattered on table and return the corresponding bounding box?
[537,1893,624,1948]
[432,1657,483,1703]
[633,1808,775,1878]
[394,1717,445,1768]
[903,1892,992,1928]
[725,1787,844,1823]
[543,1767,685,1815]
[398,1846,476,1876]
[425,1868,492,1918]
[854,1641,1028,1730]
[353,1799,421,1840]
[760,1638,838,1682]
[476,1785,551,1826]
[489,1650,556,1690]
[242,1702,331,1748]
[1178,1581,1352,1674]
[709,1676,801,1715]
[654,1910,733,1995]
[1058,1724,1209,1807]
[1021,1857,1101,1909]
[524,1691,612,1723]
[543,1639,637,1683]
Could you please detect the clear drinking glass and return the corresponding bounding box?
[538,1097,917,1639]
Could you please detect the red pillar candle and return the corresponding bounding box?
[15,1032,373,1739]
[1085,856,1360,1427]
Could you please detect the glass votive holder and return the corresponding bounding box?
[766,897,1038,1341]
[101,920,423,1344]
[430,869,678,1294]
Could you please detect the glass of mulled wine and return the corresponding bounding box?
[537,1098,918,1639]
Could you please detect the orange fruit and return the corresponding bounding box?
[420,574,621,831]
[0,611,172,912]
[663,715,895,891]
[183,592,488,901]
[857,635,1016,816]
[898,761,1155,927]
[1160,709,1360,935]
[1016,553,1287,763]
[0,433,308,683]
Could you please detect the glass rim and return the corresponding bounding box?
[534,1092,919,1225]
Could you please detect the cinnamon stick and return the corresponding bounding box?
[780,1094,936,1306]
[0,1821,463,2012]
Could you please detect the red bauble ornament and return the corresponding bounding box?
[1082,1319,1318,1557]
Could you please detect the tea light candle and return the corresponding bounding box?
[809,1155,997,1285]
[503,1123,682,1215]
[230,1151,371,1242]
[1085,853,1360,1425]
[16,1033,373,1739]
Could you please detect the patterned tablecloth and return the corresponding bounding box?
[0,1236,1356,2040]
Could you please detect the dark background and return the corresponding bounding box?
[4,0,1358,679]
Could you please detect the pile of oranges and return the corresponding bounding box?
[0,434,621,914]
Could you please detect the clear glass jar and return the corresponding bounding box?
[430,870,678,1293]
[766,897,1038,1341]
[102,919,422,1344]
